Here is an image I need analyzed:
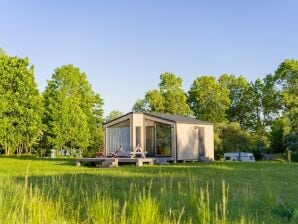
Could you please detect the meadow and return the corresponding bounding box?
[0,156,297,224]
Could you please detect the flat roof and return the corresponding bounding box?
[104,112,212,125]
[143,112,212,125]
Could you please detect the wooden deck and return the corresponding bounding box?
[76,157,155,168]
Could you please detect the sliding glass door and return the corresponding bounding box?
[155,123,172,156]
[145,121,172,157]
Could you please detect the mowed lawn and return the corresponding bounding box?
[0,156,297,224]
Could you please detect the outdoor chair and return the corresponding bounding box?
[108,145,130,158]
[95,151,104,158]
[130,144,146,158]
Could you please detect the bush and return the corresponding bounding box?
[253,149,263,160]
[290,151,298,162]
[82,148,98,158]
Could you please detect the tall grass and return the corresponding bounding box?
[0,158,297,223]
[0,173,293,224]
[0,174,234,224]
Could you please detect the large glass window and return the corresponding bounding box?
[145,120,172,157]
[107,120,130,152]
[155,123,172,156]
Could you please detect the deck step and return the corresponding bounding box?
[76,158,155,168]
[155,159,170,165]
[199,156,213,162]
[101,158,118,167]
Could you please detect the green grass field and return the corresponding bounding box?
[0,156,297,224]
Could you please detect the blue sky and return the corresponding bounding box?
[1,0,297,116]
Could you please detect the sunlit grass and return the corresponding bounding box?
[0,156,297,223]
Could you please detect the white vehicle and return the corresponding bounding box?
[224,152,255,162]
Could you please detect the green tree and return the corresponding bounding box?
[269,117,290,153]
[159,73,192,115]
[145,89,165,112]
[188,76,230,123]
[213,123,225,160]
[214,123,255,159]
[105,110,123,122]
[134,73,192,116]
[248,75,282,132]
[262,74,281,127]
[249,79,264,131]
[0,52,43,154]
[221,123,253,152]
[284,131,298,152]
[251,130,270,159]
[218,74,254,129]
[132,99,150,112]
[88,93,104,152]
[275,59,298,131]
[43,65,104,153]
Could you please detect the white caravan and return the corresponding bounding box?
[224,152,255,162]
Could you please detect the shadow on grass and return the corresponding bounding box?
[0,155,77,165]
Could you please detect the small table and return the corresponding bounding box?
[130,151,146,158]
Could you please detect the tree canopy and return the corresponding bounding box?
[0,52,43,154]
[105,110,124,122]
[0,48,297,158]
[188,76,230,123]
[133,73,192,116]
[221,123,254,152]
[275,59,298,131]
[218,74,254,129]
[43,65,104,153]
